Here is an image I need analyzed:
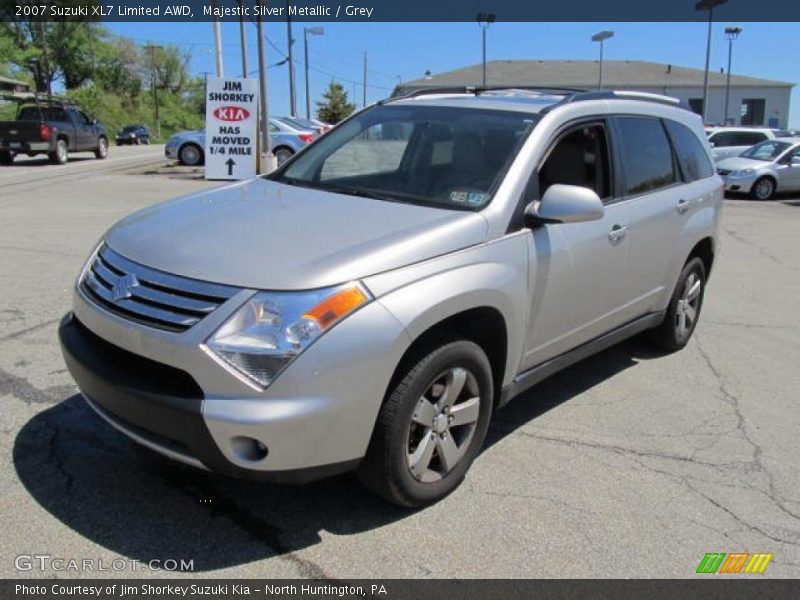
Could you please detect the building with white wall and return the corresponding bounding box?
[397,60,794,128]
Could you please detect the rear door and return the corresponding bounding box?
[521,118,635,369]
[621,116,717,315]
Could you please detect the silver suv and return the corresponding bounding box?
[59,88,722,506]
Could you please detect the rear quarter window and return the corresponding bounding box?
[664,120,714,182]
[616,116,676,196]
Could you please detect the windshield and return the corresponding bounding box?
[740,140,792,161]
[280,116,315,131]
[271,104,537,210]
[122,126,141,133]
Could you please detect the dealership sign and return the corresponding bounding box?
[204,78,258,180]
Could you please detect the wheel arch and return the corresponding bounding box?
[687,236,715,278]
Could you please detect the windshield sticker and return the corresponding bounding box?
[450,190,488,206]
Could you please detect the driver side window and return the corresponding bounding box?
[539,123,611,201]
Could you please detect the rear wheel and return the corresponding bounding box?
[178,143,203,166]
[0,151,13,165]
[49,139,68,165]
[750,177,775,201]
[274,146,294,166]
[647,257,706,352]
[357,338,493,507]
[94,136,108,159]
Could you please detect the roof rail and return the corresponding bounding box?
[382,85,586,104]
[545,90,690,112]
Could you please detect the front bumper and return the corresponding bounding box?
[60,278,410,482]
[165,144,178,159]
[720,173,758,193]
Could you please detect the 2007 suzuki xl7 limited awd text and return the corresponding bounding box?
[60,89,722,506]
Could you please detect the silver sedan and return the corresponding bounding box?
[165,118,314,167]
[716,138,800,200]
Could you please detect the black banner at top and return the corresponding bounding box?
[2,0,800,22]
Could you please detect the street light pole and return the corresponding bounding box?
[696,0,728,124]
[237,0,248,78]
[724,26,742,126]
[476,13,496,88]
[286,3,297,116]
[304,27,324,119]
[212,0,224,78]
[591,30,614,90]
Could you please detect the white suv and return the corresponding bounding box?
[706,126,792,162]
[60,88,722,506]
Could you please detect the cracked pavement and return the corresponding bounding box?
[1,151,799,578]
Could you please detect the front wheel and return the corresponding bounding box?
[647,257,706,352]
[357,338,493,507]
[0,151,13,165]
[750,177,775,201]
[95,137,108,159]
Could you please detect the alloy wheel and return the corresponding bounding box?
[754,179,774,200]
[406,367,482,483]
[675,271,702,341]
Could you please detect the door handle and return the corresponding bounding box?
[677,198,691,214]
[608,224,628,242]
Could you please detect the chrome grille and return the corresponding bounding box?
[80,245,238,332]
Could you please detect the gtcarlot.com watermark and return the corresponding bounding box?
[15,554,194,573]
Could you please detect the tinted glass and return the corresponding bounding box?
[664,120,714,182]
[617,117,675,195]
[539,124,611,199]
[274,104,537,210]
[17,107,68,121]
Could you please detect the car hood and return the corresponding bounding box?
[716,156,769,171]
[105,179,488,290]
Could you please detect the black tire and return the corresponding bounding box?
[179,143,203,166]
[94,136,108,159]
[0,151,13,165]
[116,141,123,147]
[134,137,141,145]
[142,138,150,145]
[357,337,493,507]
[647,257,706,352]
[750,176,775,201]
[274,146,294,166]
[49,139,68,165]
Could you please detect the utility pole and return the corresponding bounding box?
[40,20,51,97]
[362,51,367,108]
[286,3,297,116]
[303,27,324,119]
[476,13,495,88]
[144,44,163,140]
[256,0,274,171]
[212,0,224,78]
[237,0,249,78]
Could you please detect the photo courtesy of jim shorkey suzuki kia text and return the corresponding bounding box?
[15,583,386,596]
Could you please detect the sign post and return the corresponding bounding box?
[204,77,259,180]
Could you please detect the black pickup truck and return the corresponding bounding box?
[0,102,108,165]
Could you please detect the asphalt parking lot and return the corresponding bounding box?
[1,148,799,578]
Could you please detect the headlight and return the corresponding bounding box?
[733,168,755,176]
[204,282,371,388]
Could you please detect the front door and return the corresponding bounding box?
[521,120,635,370]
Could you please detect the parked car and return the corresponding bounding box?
[705,126,793,162]
[116,124,150,146]
[60,89,721,506]
[717,138,800,200]
[277,115,328,136]
[0,100,108,165]
[165,119,312,167]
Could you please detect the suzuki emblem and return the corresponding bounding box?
[111,273,139,302]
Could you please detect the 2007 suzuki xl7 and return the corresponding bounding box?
[60,89,721,506]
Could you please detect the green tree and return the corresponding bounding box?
[316,81,355,124]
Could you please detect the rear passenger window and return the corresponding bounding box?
[664,120,714,182]
[617,117,676,196]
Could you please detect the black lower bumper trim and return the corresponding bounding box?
[58,313,359,483]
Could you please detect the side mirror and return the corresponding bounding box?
[524,184,604,227]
